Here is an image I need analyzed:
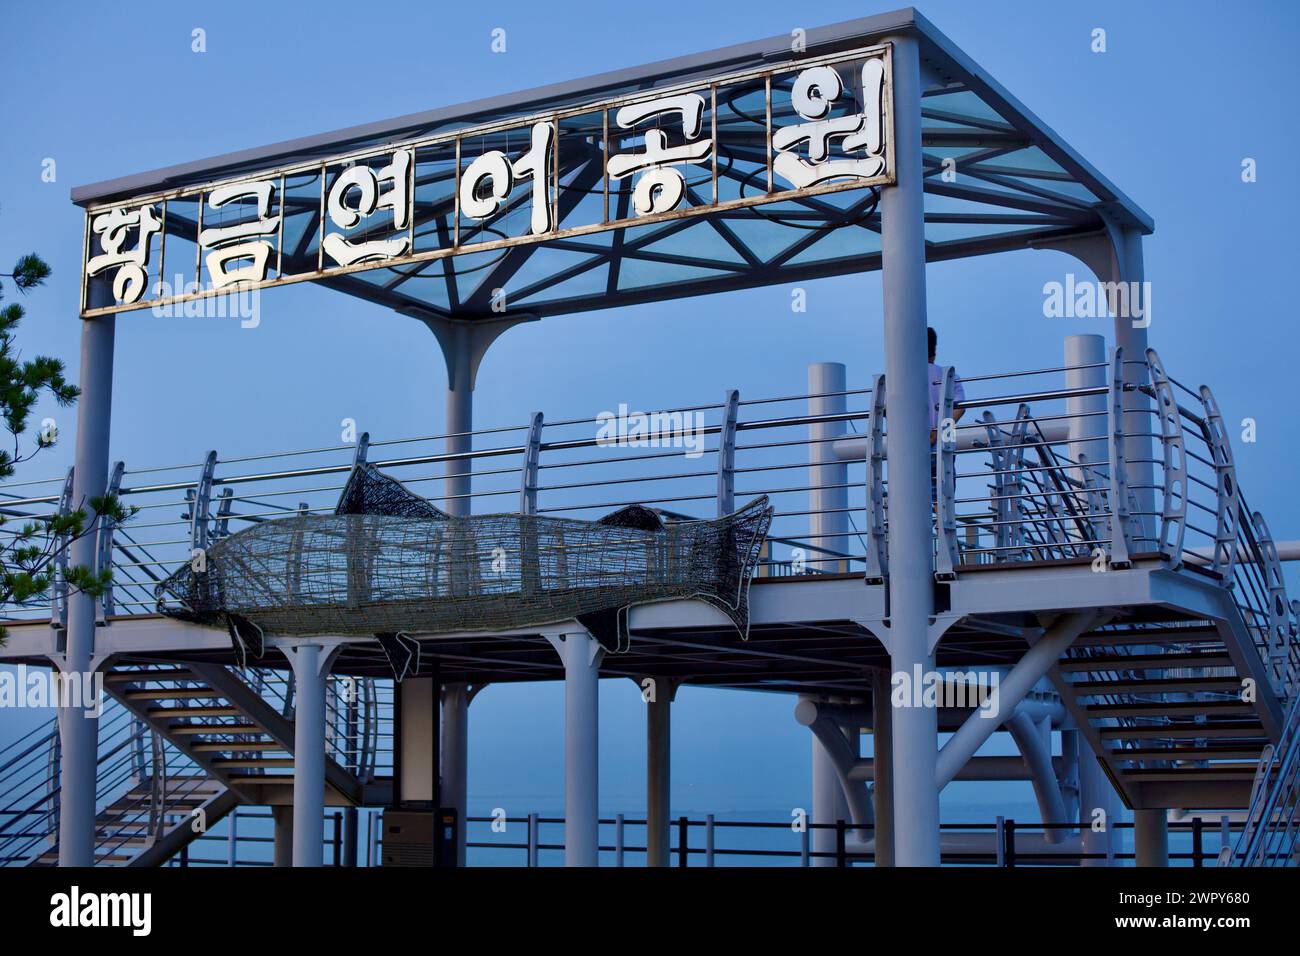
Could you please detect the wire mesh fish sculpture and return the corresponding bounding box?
[156,464,773,679]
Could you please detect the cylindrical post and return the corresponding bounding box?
[57,284,115,867]
[880,32,940,867]
[1192,816,1203,867]
[1134,808,1169,866]
[705,813,715,867]
[527,812,539,867]
[615,812,625,867]
[342,807,358,867]
[1112,227,1156,544]
[810,696,849,867]
[441,682,470,866]
[288,643,330,867]
[552,633,601,866]
[677,815,688,867]
[809,362,848,573]
[445,324,473,517]
[227,807,238,867]
[1065,334,1109,477]
[646,683,672,866]
[272,805,294,867]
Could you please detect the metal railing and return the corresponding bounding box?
[464,813,1241,867]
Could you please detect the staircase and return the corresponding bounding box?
[0,662,371,866]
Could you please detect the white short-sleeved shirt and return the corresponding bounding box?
[929,362,966,432]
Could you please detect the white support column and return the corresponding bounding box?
[58,280,115,867]
[285,641,338,867]
[1111,227,1155,543]
[1134,808,1169,866]
[1065,334,1109,481]
[880,31,940,867]
[645,677,678,868]
[444,323,473,518]
[809,362,848,573]
[807,696,850,867]
[1079,744,1119,865]
[441,682,470,866]
[547,631,604,866]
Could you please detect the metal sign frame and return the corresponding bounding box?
[78,42,895,318]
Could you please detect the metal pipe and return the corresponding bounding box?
[1005,710,1068,844]
[550,631,602,866]
[441,683,469,867]
[57,281,115,867]
[880,32,940,867]
[646,680,673,867]
[809,362,849,574]
[288,643,330,866]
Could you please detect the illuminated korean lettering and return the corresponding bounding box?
[607,93,713,216]
[198,180,280,289]
[323,149,413,266]
[772,61,886,189]
[85,205,162,304]
[459,123,555,236]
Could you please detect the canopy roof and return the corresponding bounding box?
[72,7,1151,323]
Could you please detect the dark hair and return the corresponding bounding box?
[927,327,937,360]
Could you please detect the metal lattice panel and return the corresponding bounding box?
[157,465,772,661]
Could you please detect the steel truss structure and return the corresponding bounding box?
[2,8,1295,871]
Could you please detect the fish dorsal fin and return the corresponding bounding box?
[335,463,449,519]
[595,503,664,531]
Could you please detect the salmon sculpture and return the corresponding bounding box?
[156,464,773,679]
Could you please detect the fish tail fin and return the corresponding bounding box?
[702,495,773,640]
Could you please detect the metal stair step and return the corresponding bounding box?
[1072,676,1243,695]
[1085,701,1255,718]
[168,723,262,735]
[124,688,220,701]
[1100,721,1264,740]
[1116,745,1266,760]
[212,758,295,768]
[105,668,194,683]
[191,741,280,752]
[153,706,244,718]
[1060,651,1235,672]
[1120,764,1261,781]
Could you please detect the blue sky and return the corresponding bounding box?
[2,0,1297,821]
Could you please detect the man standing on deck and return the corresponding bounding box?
[929,327,966,499]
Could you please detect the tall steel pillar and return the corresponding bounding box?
[809,362,848,573]
[285,642,335,867]
[1065,333,1121,864]
[1134,809,1169,866]
[645,678,677,867]
[1111,226,1153,543]
[547,631,604,866]
[441,682,470,866]
[57,280,115,867]
[880,31,940,866]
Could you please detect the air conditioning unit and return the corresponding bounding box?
[380,808,457,867]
